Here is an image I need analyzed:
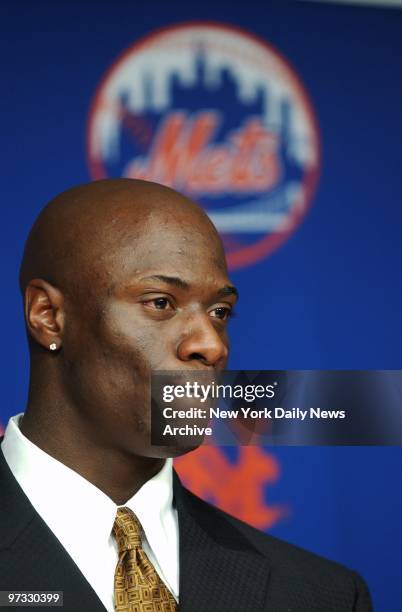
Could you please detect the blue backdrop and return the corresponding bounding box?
[2,1,402,610]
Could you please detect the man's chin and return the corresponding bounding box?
[147,441,203,459]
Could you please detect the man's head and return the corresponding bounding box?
[20,179,238,458]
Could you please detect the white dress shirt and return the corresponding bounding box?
[1,413,179,612]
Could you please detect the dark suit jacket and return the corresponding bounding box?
[0,443,372,612]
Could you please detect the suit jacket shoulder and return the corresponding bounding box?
[0,441,109,611]
[174,472,372,612]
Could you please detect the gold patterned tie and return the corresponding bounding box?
[112,506,177,612]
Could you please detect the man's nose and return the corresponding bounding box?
[177,314,228,368]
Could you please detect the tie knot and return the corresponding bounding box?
[113,507,142,553]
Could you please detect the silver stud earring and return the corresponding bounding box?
[49,343,57,351]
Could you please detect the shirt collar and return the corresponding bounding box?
[1,413,174,549]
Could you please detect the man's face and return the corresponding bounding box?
[62,210,237,458]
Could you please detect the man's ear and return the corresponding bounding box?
[24,279,65,352]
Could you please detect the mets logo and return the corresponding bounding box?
[174,446,287,530]
[87,22,320,269]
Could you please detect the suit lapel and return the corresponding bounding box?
[173,471,271,612]
[0,444,107,611]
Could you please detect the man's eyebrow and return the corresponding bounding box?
[139,275,239,299]
[139,275,190,290]
[217,285,239,299]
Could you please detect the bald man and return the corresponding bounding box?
[0,179,371,611]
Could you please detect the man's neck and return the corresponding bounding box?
[19,408,165,505]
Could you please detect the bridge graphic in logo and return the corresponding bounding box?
[87,22,320,269]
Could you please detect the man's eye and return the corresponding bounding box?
[144,297,172,310]
[154,297,170,309]
[210,306,233,320]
